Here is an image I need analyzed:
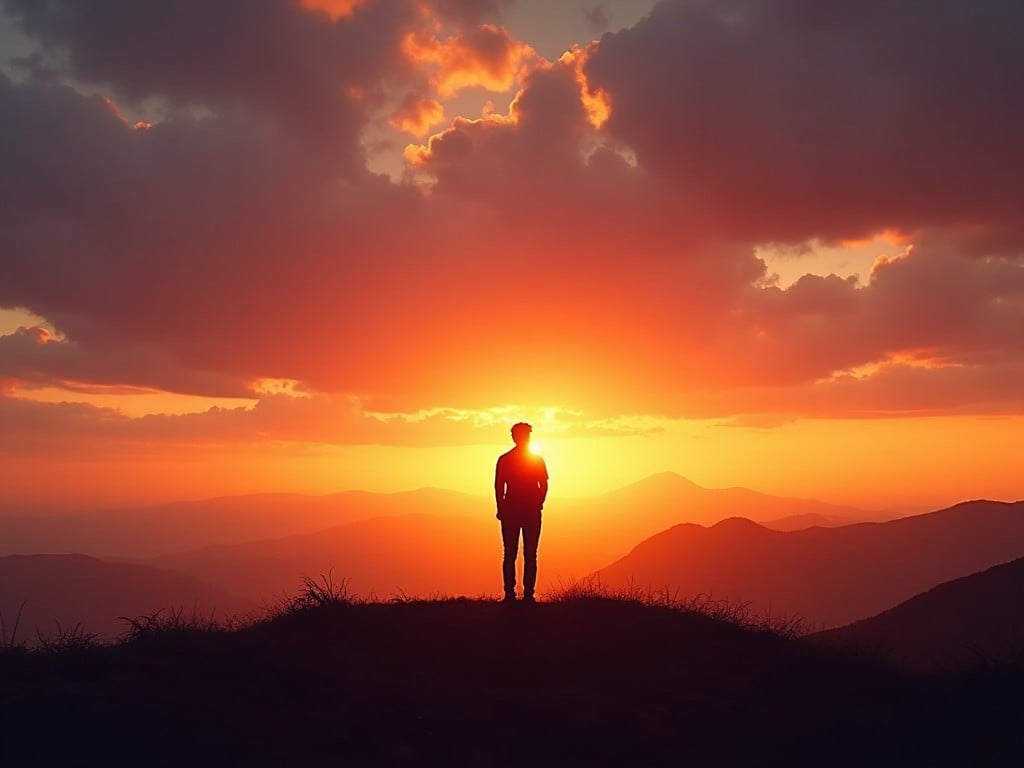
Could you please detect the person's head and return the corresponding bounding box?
[511,422,532,448]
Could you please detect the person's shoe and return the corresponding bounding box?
[502,593,517,604]
[522,594,536,604]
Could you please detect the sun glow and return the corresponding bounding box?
[297,0,367,21]
[528,441,543,455]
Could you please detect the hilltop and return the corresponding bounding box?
[2,595,1021,766]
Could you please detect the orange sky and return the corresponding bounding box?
[0,1,1022,513]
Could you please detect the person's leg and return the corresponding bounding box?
[521,512,542,601]
[500,519,521,599]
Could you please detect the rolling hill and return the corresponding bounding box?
[3,597,1020,766]
[595,500,1024,627]
[758,512,857,531]
[0,474,877,563]
[153,513,498,601]
[547,472,877,569]
[0,487,485,557]
[813,556,1024,668]
[149,475,881,601]
[0,554,253,640]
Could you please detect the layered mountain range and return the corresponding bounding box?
[2,475,1021,653]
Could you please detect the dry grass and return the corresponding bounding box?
[119,605,236,643]
[36,621,101,653]
[542,576,807,638]
[0,600,28,653]
[8,571,810,656]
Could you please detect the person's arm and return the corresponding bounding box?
[494,458,505,518]
[537,458,548,509]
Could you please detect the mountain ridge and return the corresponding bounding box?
[596,499,1024,627]
[0,553,253,640]
[813,555,1024,668]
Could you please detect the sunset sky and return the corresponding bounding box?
[1,0,1022,512]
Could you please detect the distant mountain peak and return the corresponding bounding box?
[710,516,767,531]
[620,472,704,493]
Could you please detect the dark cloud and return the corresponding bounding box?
[676,360,1024,422]
[586,0,1024,244]
[1,0,429,172]
[0,326,249,397]
[584,6,610,34]
[430,0,511,27]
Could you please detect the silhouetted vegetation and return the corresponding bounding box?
[1,575,1022,767]
[546,576,807,637]
[34,621,100,654]
[0,600,27,654]
[119,605,237,644]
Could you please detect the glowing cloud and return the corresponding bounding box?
[559,43,610,129]
[402,24,537,97]
[297,0,367,21]
[390,96,445,137]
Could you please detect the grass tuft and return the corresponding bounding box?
[267,571,353,619]
[1,602,28,655]
[0,601,28,654]
[543,576,806,639]
[118,605,233,643]
[36,621,101,653]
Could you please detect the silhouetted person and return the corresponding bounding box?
[494,422,548,603]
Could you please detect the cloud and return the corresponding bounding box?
[401,22,537,97]
[0,325,250,398]
[584,6,610,34]
[297,0,369,21]
[426,0,510,27]
[0,0,432,173]
[0,392,659,456]
[585,0,1024,244]
[390,94,445,136]
[0,0,1022,437]
[683,360,1024,423]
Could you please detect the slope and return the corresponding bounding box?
[154,512,497,600]
[0,487,484,557]
[813,556,1024,668]
[3,598,1021,766]
[0,554,254,640]
[150,473,879,600]
[596,500,1024,627]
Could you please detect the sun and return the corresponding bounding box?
[528,441,543,455]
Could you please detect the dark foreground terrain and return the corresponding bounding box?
[2,593,1022,767]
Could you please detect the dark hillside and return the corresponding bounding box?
[2,598,1021,766]
[814,556,1024,668]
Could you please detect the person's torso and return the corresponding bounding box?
[499,448,547,507]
